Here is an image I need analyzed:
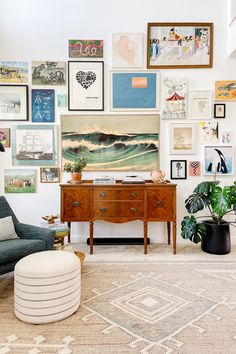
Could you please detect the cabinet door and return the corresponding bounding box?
[62,189,90,220]
[147,189,174,220]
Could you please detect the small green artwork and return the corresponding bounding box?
[4,169,37,193]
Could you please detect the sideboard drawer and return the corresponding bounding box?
[62,189,90,220]
[147,189,174,220]
[93,189,116,200]
[118,202,144,217]
[118,190,144,201]
[93,202,117,217]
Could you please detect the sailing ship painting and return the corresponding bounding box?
[162,77,187,119]
[61,115,159,171]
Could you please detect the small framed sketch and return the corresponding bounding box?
[170,123,197,154]
[40,167,60,183]
[221,130,231,144]
[32,61,66,86]
[198,121,219,143]
[170,160,187,179]
[204,146,233,175]
[162,77,187,119]
[0,85,28,121]
[189,161,201,176]
[68,61,104,111]
[32,89,55,122]
[112,33,143,68]
[4,169,37,193]
[110,70,160,111]
[0,128,10,147]
[189,91,212,120]
[214,103,225,118]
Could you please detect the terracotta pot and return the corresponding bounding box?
[71,172,82,182]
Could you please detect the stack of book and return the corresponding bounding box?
[40,222,69,248]
[122,176,145,184]
[93,176,116,184]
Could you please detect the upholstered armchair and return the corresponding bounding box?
[0,196,55,275]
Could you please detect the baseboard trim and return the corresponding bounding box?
[86,237,150,245]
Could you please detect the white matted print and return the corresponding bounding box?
[162,77,187,119]
[189,90,212,119]
[204,146,233,175]
[112,33,143,68]
[198,121,219,143]
[170,123,196,154]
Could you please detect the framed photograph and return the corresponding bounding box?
[189,91,212,119]
[170,160,187,179]
[0,61,28,83]
[12,124,58,166]
[110,70,160,111]
[69,39,103,58]
[214,103,225,118]
[147,22,213,69]
[204,146,233,175]
[40,167,60,183]
[215,81,236,101]
[32,89,55,122]
[0,85,28,121]
[189,161,201,176]
[170,123,197,154]
[68,61,104,111]
[61,114,159,171]
[198,121,219,143]
[162,77,187,119]
[0,128,10,147]
[112,33,143,68]
[4,169,37,193]
[32,61,66,85]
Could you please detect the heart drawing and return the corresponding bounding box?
[76,71,96,89]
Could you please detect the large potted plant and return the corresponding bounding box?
[181,180,236,254]
[63,157,87,182]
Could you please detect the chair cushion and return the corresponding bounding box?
[0,216,18,241]
[0,238,46,265]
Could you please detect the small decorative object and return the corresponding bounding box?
[42,215,59,224]
[189,161,201,176]
[32,61,66,85]
[32,89,55,122]
[170,123,197,154]
[64,157,87,182]
[162,77,187,119]
[150,170,165,183]
[112,33,143,68]
[181,180,236,254]
[0,128,10,147]
[215,81,236,101]
[0,61,28,83]
[40,167,60,183]
[147,22,213,69]
[189,91,212,120]
[0,85,28,121]
[204,146,233,175]
[221,130,231,144]
[4,169,37,193]
[214,103,225,118]
[170,161,187,180]
[69,39,103,58]
[198,121,219,143]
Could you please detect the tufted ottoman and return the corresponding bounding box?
[14,250,81,324]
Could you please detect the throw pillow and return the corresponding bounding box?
[0,216,19,241]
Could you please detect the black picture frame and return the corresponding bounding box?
[170,160,187,179]
[68,61,104,111]
[214,103,225,118]
[0,84,28,121]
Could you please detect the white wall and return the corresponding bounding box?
[1,0,236,243]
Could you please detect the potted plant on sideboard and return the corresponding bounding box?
[181,180,236,254]
[63,157,87,183]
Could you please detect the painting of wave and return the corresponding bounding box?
[61,115,159,171]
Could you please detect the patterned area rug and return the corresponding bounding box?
[0,262,236,353]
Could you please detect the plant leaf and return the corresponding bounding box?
[181,215,206,244]
[211,186,231,218]
[193,181,219,195]
[185,193,209,214]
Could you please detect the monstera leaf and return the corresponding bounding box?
[211,186,232,219]
[185,193,210,214]
[193,181,219,195]
[181,216,206,244]
[231,183,236,211]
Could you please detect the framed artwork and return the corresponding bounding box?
[40,167,60,183]
[162,77,187,119]
[32,89,55,123]
[32,61,66,85]
[221,130,231,144]
[189,161,201,176]
[68,61,104,111]
[214,103,225,118]
[170,160,187,179]
[170,123,197,154]
[61,114,159,171]
[0,128,10,147]
[0,61,28,83]
[189,91,212,119]
[112,33,143,68]
[204,146,233,175]
[198,121,219,143]
[0,85,28,121]
[4,169,37,193]
[147,22,213,69]
[215,81,236,101]
[12,125,58,166]
[69,40,103,58]
[110,70,160,111]
[57,94,67,108]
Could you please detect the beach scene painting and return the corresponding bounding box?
[0,61,28,83]
[4,169,36,193]
[61,115,159,171]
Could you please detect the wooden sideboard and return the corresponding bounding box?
[60,181,177,255]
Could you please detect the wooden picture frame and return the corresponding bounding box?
[170,160,187,179]
[0,128,10,147]
[40,167,60,183]
[68,61,104,111]
[214,103,225,118]
[0,85,28,121]
[147,22,213,69]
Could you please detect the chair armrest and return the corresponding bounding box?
[15,223,55,250]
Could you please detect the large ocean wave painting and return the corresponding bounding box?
[61,115,159,171]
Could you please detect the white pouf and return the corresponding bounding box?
[14,250,81,324]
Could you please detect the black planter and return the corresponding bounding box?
[201,220,231,255]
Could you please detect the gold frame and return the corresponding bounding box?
[40,167,60,183]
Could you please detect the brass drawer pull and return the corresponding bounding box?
[100,192,107,198]
[130,207,137,213]
[156,201,163,207]
[73,201,80,206]
[131,192,137,198]
[99,207,107,212]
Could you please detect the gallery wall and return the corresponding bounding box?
[1,0,236,243]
